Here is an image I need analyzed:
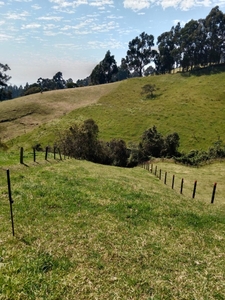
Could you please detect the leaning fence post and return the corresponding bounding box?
[192,180,197,199]
[159,169,161,180]
[7,169,15,236]
[20,147,24,164]
[180,178,184,194]
[211,183,217,204]
[154,166,157,176]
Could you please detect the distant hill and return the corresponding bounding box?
[1,67,225,152]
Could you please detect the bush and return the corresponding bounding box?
[57,119,130,167]
[108,139,129,167]
[174,150,210,166]
[139,126,180,159]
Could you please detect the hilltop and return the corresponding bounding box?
[1,68,225,152]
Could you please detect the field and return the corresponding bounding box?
[1,155,225,299]
[1,69,225,299]
[1,66,225,152]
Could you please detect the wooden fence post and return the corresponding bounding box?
[58,148,62,160]
[20,147,24,164]
[154,166,157,176]
[164,172,167,184]
[159,169,161,180]
[192,180,197,199]
[7,169,15,236]
[211,183,217,204]
[45,147,48,160]
[180,178,184,194]
[172,175,175,189]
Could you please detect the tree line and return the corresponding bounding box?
[56,119,180,168]
[91,6,225,83]
[1,6,225,100]
[55,118,225,168]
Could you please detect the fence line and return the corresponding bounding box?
[142,162,218,204]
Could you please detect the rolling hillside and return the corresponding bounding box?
[1,67,225,151]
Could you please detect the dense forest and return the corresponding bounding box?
[1,6,225,100]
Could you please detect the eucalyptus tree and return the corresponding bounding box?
[124,32,155,77]
[205,6,225,65]
[179,19,200,71]
[157,30,175,73]
[0,63,11,100]
[0,63,11,88]
[53,71,65,89]
[90,50,118,85]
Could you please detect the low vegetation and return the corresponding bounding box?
[1,157,225,299]
[1,59,225,299]
[1,67,225,154]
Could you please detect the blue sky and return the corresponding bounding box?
[1,0,225,86]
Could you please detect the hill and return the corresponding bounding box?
[1,156,225,299]
[1,68,225,151]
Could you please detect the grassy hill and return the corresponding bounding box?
[1,67,225,152]
[1,155,225,299]
[1,68,225,299]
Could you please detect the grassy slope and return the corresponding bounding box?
[1,156,225,299]
[1,69,224,152]
[0,82,120,148]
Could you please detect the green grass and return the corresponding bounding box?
[1,69,225,152]
[1,156,225,299]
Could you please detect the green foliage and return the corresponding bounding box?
[91,50,118,85]
[58,119,100,162]
[174,138,225,165]
[0,63,11,88]
[108,139,129,167]
[57,119,130,167]
[0,63,11,100]
[175,150,210,166]
[139,126,180,159]
[23,85,41,96]
[141,83,157,98]
[125,32,155,77]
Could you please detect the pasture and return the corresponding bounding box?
[1,156,225,299]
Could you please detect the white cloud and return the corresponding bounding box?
[89,0,114,7]
[123,0,216,11]
[21,23,42,29]
[43,23,60,30]
[32,4,42,10]
[49,0,88,9]
[123,0,150,11]
[88,39,123,49]
[37,16,63,21]
[5,11,30,20]
[0,33,12,41]
[160,0,195,10]
[0,1,5,6]
[10,0,32,2]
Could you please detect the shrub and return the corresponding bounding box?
[139,126,180,159]
[108,139,129,167]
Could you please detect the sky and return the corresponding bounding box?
[1,0,225,86]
